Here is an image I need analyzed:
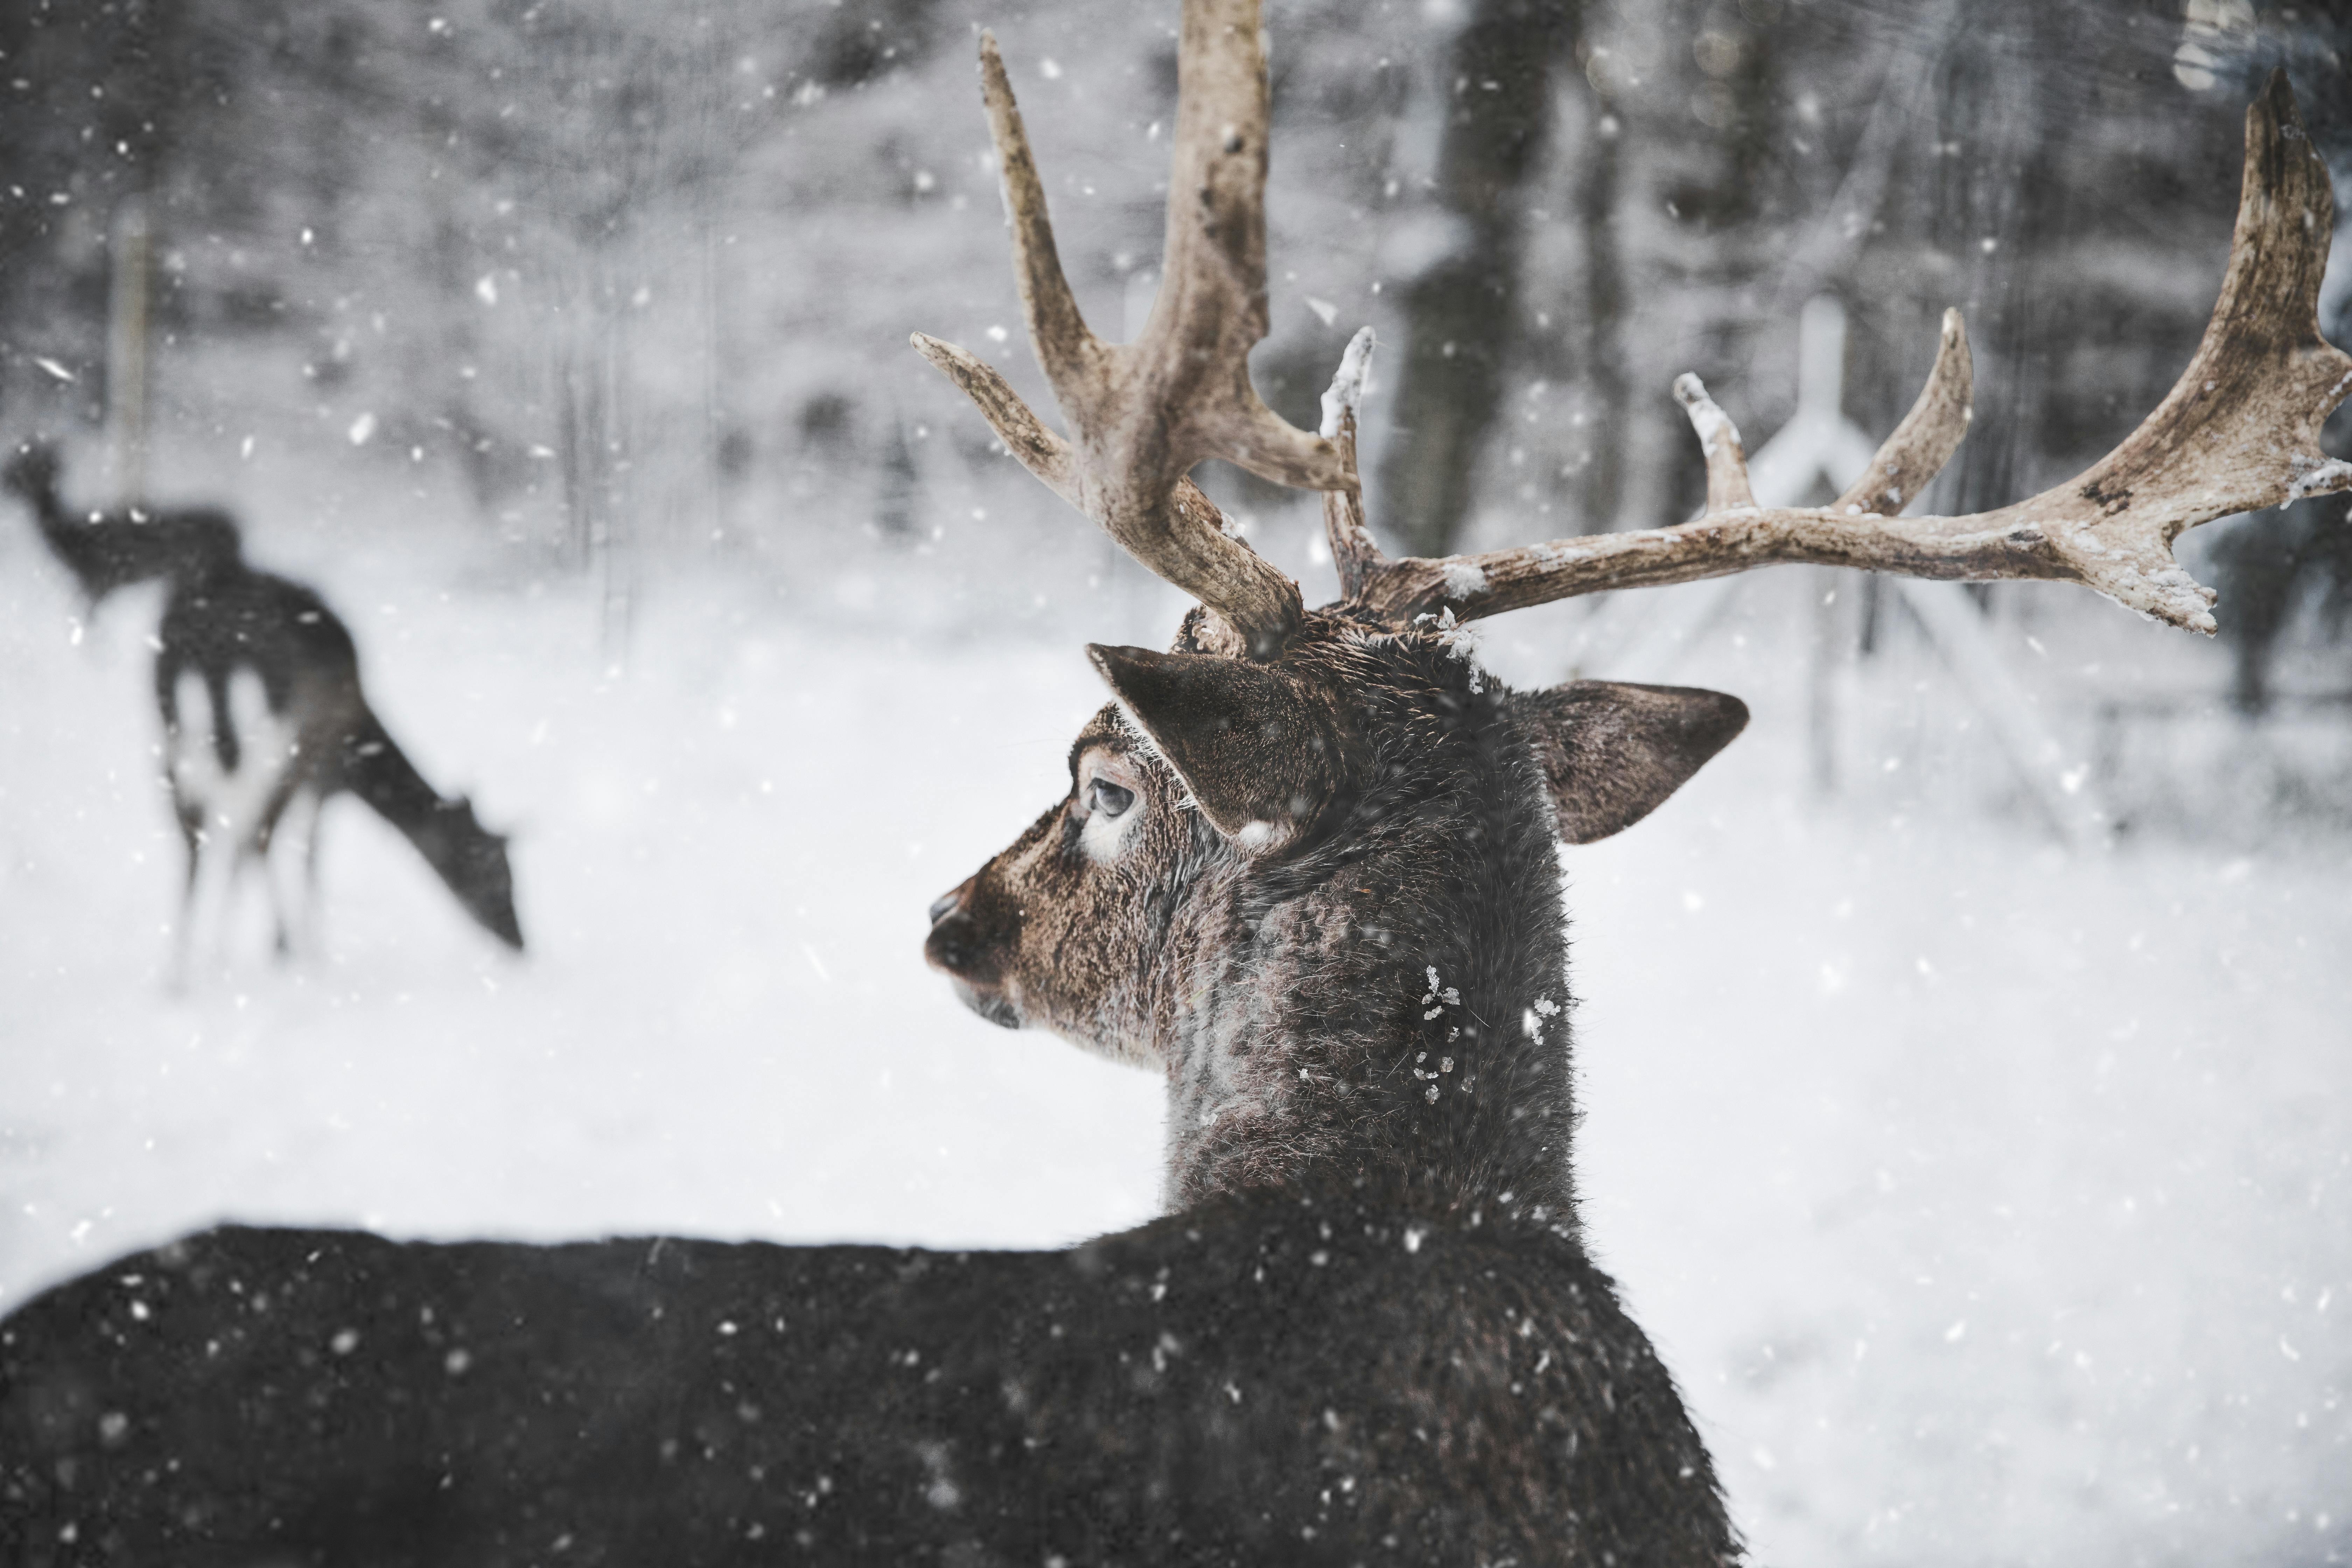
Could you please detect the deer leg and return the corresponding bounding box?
[304,796,326,956]
[263,787,323,963]
[166,805,203,995]
[260,826,293,962]
[199,667,299,971]
[255,785,291,961]
[162,671,220,992]
[176,815,244,987]
[213,834,254,974]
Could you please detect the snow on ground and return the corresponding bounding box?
[2,514,2348,1567]
[0,528,1170,1277]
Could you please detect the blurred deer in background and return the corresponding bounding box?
[5,442,523,980]
[1,1,2344,1560]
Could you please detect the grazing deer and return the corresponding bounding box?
[2,2,2344,1558]
[4,442,523,976]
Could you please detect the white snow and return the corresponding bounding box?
[1540,576,2352,1568]
[0,514,2346,1568]
[2284,455,2352,502]
[1317,325,1377,440]
[1438,558,1490,600]
[0,539,1166,1293]
[1672,372,1741,459]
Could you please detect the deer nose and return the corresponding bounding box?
[924,881,987,976]
[925,909,982,976]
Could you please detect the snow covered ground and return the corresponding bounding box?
[2,504,2347,1567]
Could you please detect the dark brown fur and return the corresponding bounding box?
[929,609,1744,1217]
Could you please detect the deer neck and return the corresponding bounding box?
[1149,692,1581,1232]
[339,718,462,861]
[24,483,74,540]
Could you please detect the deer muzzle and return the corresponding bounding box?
[924,877,1021,1029]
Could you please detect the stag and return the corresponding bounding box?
[3,4,2345,1562]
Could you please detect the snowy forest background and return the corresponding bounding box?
[2,0,2349,1562]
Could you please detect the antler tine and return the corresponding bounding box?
[907,337,1258,554]
[1670,376,1759,513]
[1833,308,1973,517]
[909,333,1080,505]
[913,0,1357,659]
[1344,72,2350,635]
[1144,0,1352,495]
[1318,328,1382,600]
[912,339,1290,654]
[2008,69,2352,628]
[976,33,1101,397]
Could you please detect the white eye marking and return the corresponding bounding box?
[1078,756,1146,865]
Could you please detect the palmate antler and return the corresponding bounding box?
[921,10,2350,653]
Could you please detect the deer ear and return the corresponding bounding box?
[1086,644,1342,846]
[1514,680,1748,844]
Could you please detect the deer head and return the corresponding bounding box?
[917,4,2349,1215]
[418,796,524,951]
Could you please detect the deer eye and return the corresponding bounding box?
[1088,778,1136,819]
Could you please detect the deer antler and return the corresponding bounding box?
[912,0,1353,658]
[1338,72,2351,636]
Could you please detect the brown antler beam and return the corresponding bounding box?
[1350,72,2350,636]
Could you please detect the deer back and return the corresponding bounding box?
[0,1197,1729,1567]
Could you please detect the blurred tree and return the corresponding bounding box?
[1539,0,1793,538]
[1378,0,1581,559]
[0,0,218,422]
[2211,502,2352,713]
[0,0,2339,696]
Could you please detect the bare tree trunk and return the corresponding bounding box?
[603,386,635,657]
[594,251,636,658]
[105,196,152,507]
[1379,0,1581,559]
[695,9,731,556]
[1914,1,2054,526]
[1570,89,1624,532]
[557,302,597,572]
[700,208,728,551]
